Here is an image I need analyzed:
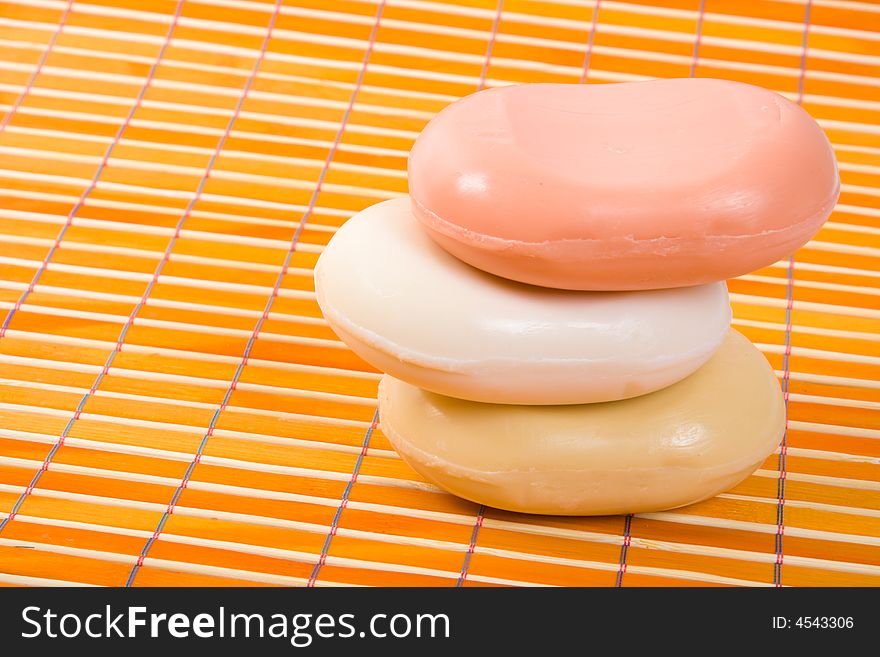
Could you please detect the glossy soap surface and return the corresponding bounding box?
[409,78,839,290]
[379,330,785,516]
[314,198,731,405]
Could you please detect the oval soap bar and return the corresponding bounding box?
[409,79,839,290]
[379,330,785,516]
[315,198,731,405]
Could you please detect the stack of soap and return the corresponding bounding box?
[315,78,839,516]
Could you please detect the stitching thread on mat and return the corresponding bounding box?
[121,0,285,587]
[0,0,180,341]
[126,0,386,589]
[0,0,73,133]
[456,511,484,587]
[615,516,633,587]
[454,0,503,589]
[689,0,706,78]
[307,411,379,587]
[579,0,601,83]
[615,514,633,587]
[0,0,186,537]
[776,0,813,589]
[0,0,82,340]
[296,0,386,587]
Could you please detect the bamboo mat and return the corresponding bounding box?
[0,0,876,588]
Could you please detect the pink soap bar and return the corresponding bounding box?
[408,79,840,290]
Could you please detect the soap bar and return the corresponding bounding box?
[379,330,784,516]
[408,79,839,290]
[315,198,731,405]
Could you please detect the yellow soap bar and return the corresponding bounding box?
[379,330,784,516]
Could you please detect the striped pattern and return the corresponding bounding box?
[0,0,877,587]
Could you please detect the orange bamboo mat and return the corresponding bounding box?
[0,0,877,588]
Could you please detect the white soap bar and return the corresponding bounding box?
[314,198,732,405]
